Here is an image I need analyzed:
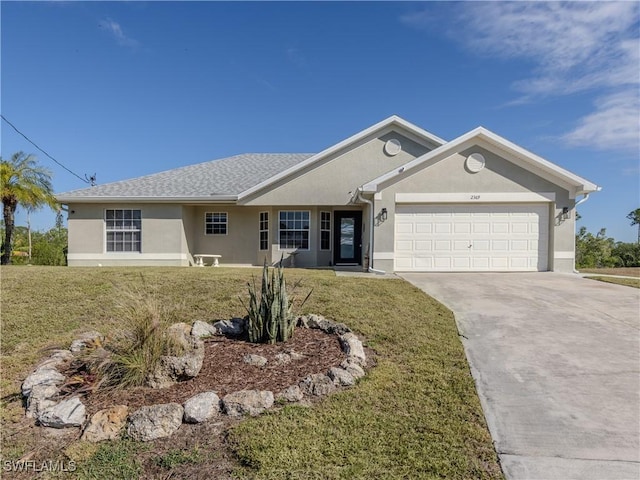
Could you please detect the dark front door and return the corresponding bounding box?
[333,211,362,265]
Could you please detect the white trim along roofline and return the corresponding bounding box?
[56,195,238,204]
[236,115,446,201]
[361,127,600,197]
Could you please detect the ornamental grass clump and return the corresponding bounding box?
[244,260,311,344]
[83,289,184,390]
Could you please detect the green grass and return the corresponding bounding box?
[585,276,640,289]
[0,266,503,479]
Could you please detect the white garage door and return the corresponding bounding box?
[394,204,549,272]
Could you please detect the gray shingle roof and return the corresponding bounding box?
[57,153,314,199]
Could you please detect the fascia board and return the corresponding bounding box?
[475,128,600,193]
[56,195,238,204]
[237,115,446,201]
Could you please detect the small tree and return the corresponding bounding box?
[627,208,640,244]
[1,152,57,264]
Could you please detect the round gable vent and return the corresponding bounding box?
[466,153,485,173]
[384,138,402,156]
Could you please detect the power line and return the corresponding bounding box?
[1,114,95,185]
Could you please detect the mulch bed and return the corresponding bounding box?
[75,327,346,416]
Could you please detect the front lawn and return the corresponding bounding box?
[0,267,503,479]
[579,267,640,277]
[585,276,640,289]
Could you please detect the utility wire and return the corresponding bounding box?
[1,114,94,185]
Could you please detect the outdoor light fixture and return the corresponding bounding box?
[381,208,388,221]
[562,207,570,220]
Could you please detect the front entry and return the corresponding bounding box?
[333,211,362,265]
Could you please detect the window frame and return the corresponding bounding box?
[278,210,311,251]
[259,211,269,251]
[320,211,331,251]
[104,209,142,253]
[204,212,228,235]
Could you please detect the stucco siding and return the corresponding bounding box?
[67,203,187,266]
[243,130,433,206]
[371,144,576,272]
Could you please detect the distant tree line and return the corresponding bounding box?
[575,209,640,269]
[0,212,68,265]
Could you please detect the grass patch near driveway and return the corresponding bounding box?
[1,267,502,479]
[585,276,640,289]
[579,267,640,277]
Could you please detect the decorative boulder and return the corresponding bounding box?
[127,403,183,441]
[22,367,65,398]
[38,397,86,428]
[183,391,220,424]
[297,314,351,335]
[37,350,74,370]
[299,373,336,397]
[146,323,205,389]
[191,320,218,339]
[340,359,366,380]
[81,405,129,442]
[243,354,267,367]
[276,385,304,403]
[339,333,366,366]
[328,367,356,386]
[26,384,60,418]
[70,331,104,353]
[222,390,274,417]
[213,318,246,337]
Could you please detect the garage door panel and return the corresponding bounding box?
[395,203,549,272]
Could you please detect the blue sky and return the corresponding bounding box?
[2,1,639,242]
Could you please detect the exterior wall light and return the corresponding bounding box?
[562,207,570,220]
[381,208,388,221]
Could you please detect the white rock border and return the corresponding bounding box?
[21,314,368,442]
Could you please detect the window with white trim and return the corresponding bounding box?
[320,211,331,250]
[205,212,227,235]
[259,212,269,251]
[105,209,141,252]
[279,211,310,249]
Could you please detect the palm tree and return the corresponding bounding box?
[628,208,640,244]
[1,152,57,265]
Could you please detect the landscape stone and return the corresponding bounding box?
[297,314,351,335]
[274,353,291,365]
[276,385,304,403]
[339,333,366,366]
[213,318,247,336]
[81,405,128,442]
[191,320,218,338]
[340,359,366,379]
[183,391,220,423]
[38,397,86,428]
[37,350,74,369]
[70,331,104,353]
[328,367,356,386]
[222,390,274,417]
[146,323,205,389]
[299,373,336,396]
[127,403,184,441]
[26,384,60,418]
[22,367,65,398]
[243,354,268,367]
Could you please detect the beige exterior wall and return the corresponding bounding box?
[243,129,434,206]
[67,203,188,266]
[371,144,576,273]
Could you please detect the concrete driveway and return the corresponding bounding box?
[401,273,639,480]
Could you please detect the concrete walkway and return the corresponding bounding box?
[401,272,640,480]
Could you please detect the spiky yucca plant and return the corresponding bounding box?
[245,259,306,344]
